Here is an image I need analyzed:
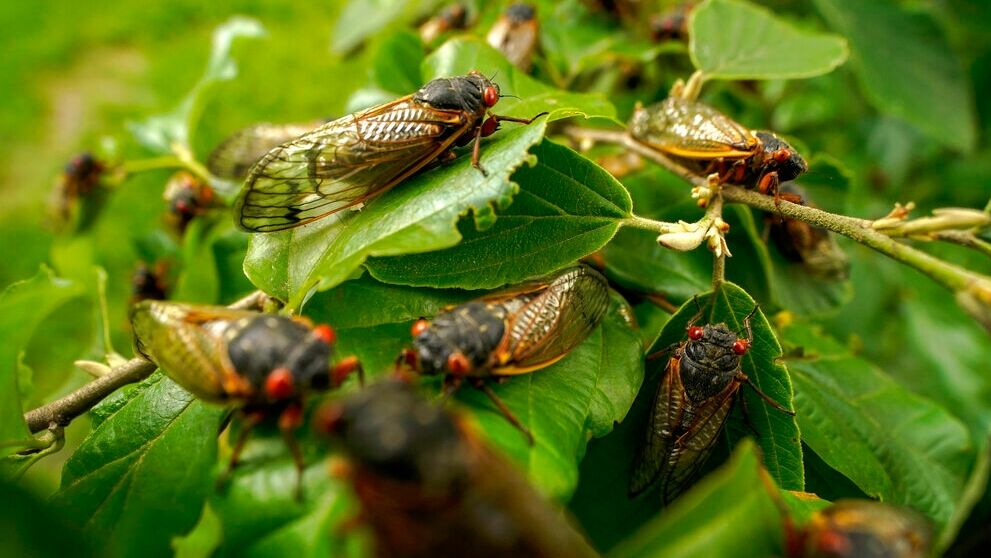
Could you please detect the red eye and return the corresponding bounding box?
[687,326,704,340]
[313,324,336,344]
[411,319,430,337]
[772,148,792,163]
[264,367,295,399]
[447,352,472,375]
[483,85,499,107]
[732,339,750,355]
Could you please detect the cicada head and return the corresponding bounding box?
[414,71,500,116]
[799,500,931,558]
[411,302,507,376]
[755,131,808,182]
[164,171,214,234]
[316,381,466,485]
[130,261,169,303]
[225,316,337,402]
[679,323,747,401]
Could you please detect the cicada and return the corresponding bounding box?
[765,185,849,280]
[130,300,362,493]
[629,306,794,503]
[486,3,539,72]
[208,120,327,180]
[51,152,107,227]
[130,260,169,303]
[234,71,546,232]
[418,3,470,44]
[786,500,931,558]
[649,2,694,43]
[316,380,599,558]
[163,171,217,235]
[404,264,610,442]
[628,96,808,199]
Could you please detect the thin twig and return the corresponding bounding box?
[23,290,270,434]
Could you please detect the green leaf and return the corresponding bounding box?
[53,374,225,558]
[369,30,425,94]
[331,0,439,54]
[647,283,804,491]
[365,140,632,289]
[781,321,974,530]
[173,504,223,558]
[0,481,95,557]
[690,0,848,81]
[308,279,643,500]
[129,17,266,153]
[813,0,977,152]
[0,266,85,455]
[610,441,785,558]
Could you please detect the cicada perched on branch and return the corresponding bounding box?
[630,303,795,503]
[316,380,599,558]
[234,71,547,232]
[629,96,808,202]
[130,301,362,495]
[402,264,610,443]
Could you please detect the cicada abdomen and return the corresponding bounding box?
[630,310,793,503]
[234,71,546,233]
[407,264,610,442]
[628,96,808,199]
[316,380,599,558]
[130,300,362,494]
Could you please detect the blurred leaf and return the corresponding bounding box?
[365,140,632,289]
[331,0,439,54]
[781,321,974,529]
[173,503,222,558]
[647,283,804,491]
[691,0,848,81]
[0,481,94,557]
[0,266,85,455]
[130,17,266,153]
[53,374,225,558]
[814,0,977,152]
[369,30,424,94]
[610,441,785,558]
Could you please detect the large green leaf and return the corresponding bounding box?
[690,0,848,81]
[813,0,976,152]
[0,266,85,455]
[53,374,225,558]
[0,481,94,557]
[647,283,804,491]
[610,441,785,558]
[365,140,632,289]
[307,277,643,500]
[129,17,266,154]
[331,0,439,54]
[781,321,974,530]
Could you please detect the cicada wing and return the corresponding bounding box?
[631,97,757,160]
[208,121,323,180]
[130,301,256,402]
[234,99,471,232]
[660,376,739,503]
[630,356,685,496]
[494,265,611,374]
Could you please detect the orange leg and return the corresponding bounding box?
[331,356,364,387]
[472,379,534,445]
[216,410,265,490]
[278,403,306,500]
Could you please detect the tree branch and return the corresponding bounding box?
[23,290,271,433]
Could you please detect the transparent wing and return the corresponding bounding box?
[208,121,324,180]
[494,265,611,374]
[234,99,470,232]
[632,97,757,159]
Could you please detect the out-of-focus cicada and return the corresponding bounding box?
[418,3,470,44]
[628,96,808,200]
[486,3,539,72]
[207,120,327,180]
[648,2,694,43]
[51,152,107,228]
[163,171,217,235]
[234,71,546,232]
[130,260,169,303]
[403,264,610,442]
[785,500,932,558]
[629,305,794,503]
[316,380,600,558]
[765,185,849,280]
[130,301,362,494]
